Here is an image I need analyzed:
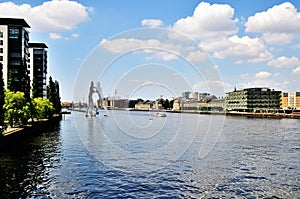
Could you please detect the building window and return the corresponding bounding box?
[0,56,2,61]
[9,52,21,58]
[0,32,3,38]
[0,40,2,45]
[9,27,19,39]
[0,48,3,53]
[9,60,21,66]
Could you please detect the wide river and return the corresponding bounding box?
[0,110,299,198]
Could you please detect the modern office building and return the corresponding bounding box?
[29,43,48,98]
[0,18,30,91]
[226,87,281,112]
[281,92,300,110]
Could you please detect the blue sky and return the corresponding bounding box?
[1,0,300,101]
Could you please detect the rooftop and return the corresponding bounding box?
[0,18,30,28]
[29,43,48,48]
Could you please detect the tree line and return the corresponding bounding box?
[0,63,61,131]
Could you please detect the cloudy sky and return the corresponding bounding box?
[1,0,299,101]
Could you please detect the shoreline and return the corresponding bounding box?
[70,108,300,119]
[0,114,62,148]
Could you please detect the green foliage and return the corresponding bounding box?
[169,99,174,109]
[158,98,172,110]
[7,71,16,92]
[33,97,54,119]
[137,98,144,103]
[31,77,38,99]
[4,90,31,127]
[47,76,61,113]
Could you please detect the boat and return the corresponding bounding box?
[156,112,167,117]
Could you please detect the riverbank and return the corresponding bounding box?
[0,114,62,148]
[71,108,300,119]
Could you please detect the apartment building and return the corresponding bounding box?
[29,43,48,98]
[0,18,48,97]
[0,18,30,91]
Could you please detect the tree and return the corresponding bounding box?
[31,77,38,99]
[137,98,144,103]
[4,90,31,127]
[164,99,170,110]
[0,63,5,128]
[33,97,54,119]
[169,99,174,109]
[7,71,16,92]
[54,80,62,112]
[47,76,61,113]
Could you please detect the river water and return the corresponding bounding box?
[0,110,299,198]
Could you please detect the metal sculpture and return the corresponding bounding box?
[85,81,108,117]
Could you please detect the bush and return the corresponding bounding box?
[4,90,31,127]
[33,97,55,119]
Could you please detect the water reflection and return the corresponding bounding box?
[0,123,61,198]
[0,112,299,198]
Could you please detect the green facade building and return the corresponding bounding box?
[226,87,281,112]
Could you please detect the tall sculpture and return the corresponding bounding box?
[85,81,108,117]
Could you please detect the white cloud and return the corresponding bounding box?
[99,38,183,61]
[172,2,238,40]
[49,32,62,40]
[267,56,300,68]
[200,35,273,63]
[237,80,285,91]
[240,73,250,78]
[193,80,231,95]
[145,52,179,61]
[245,2,300,44]
[49,32,80,40]
[261,33,295,45]
[142,81,155,86]
[0,1,91,32]
[186,50,208,62]
[72,33,80,39]
[255,71,272,79]
[292,66,300,75]
[141,19,163,27]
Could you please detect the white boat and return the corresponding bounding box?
[156,112,167,117]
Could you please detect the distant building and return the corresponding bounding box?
[0,18,30,90]
[280,92,300,110]
[191,92,210,100]
[172,98,182,110]
[287,92,300,110]
[135,101,152,110]
[226,87,281,112]
[281,92,288,109]
[182,91,191,99]
[192,92,199,100]
[198,92,210,100]
[113,99,129,109]
[29,43,48,98]
[209,98,225,111]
